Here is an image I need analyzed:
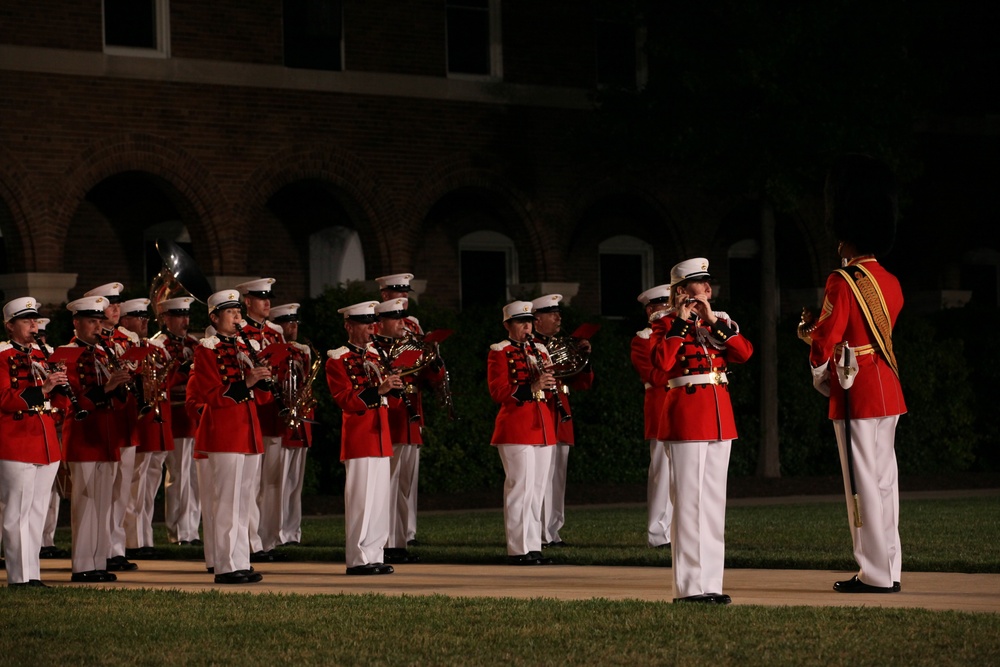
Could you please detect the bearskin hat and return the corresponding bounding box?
[825,154,899,256]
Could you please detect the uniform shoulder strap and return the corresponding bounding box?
[834,264,899,377]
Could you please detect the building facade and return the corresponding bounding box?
[0,1,987,315]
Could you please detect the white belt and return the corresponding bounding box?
[668,371,728,389]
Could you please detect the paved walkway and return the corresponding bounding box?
[14,559,999,614]
[10,489,998,613]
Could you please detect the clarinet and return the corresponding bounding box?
[32,333,89,421]
[233,322,282,402]
[525,337,571,423]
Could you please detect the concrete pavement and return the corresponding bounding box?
[13,558,999,614]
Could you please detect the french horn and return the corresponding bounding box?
[544,336,589,378]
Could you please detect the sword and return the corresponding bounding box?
[839,343,863,528]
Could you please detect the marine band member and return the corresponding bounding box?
[0,297,66,587]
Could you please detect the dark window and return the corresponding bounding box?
[284,0,344,71]
[447,0,491,75]
[600,254,642,317]
[461,249,507,309]
[105,0,157,49]
[595,18,637,89]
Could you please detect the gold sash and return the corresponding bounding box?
[835,264,899,377]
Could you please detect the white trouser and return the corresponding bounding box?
[541,443,570,543]
[343,456,391,568]
[196,457,216,570]
[388,444,420,548]
[164,437,201,543]
[127,450,167,549]
[250,435,282,553]
[833,416,902,588]
[498,444,553,556]
[280,447,308,546]
[42,479,60,547]
[0,460,59,583]
[208,452,260,575]
[257,437,286,551]
[69,461,117,573]
[647,439,673,547]
[109,446,137,557]
[667,439,731,599]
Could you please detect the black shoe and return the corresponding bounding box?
[0,559,5,570]
[543,540,568,548]
[28,579,50,587]
[674,594,729,604]
[8,581,46,588]
[346,563,394,575]
[384,548,420,564]
[528,551,554,565]
[39,546,70,559]
[106,555,138,572]
[281,541,301,547]
[507,554,542,566]
[178,540,192,546]
[236,569,263,583]
[250,550,285,562]
[206,567,215,574]
[653,542,671,549]
[71,570,117,583]
[406,539,421,547]
[190,539,204,547]
[214,571,250,584]
[833,575,899,594]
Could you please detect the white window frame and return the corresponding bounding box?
[103,0,171,59]
[459,230,518,303]
[598,235,653,286]
[446,0,503,81]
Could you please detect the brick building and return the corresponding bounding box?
[0,1,992,316]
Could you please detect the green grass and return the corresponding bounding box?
[130,495,1000,572]
[7,495,996,666]
[1,590,998,666]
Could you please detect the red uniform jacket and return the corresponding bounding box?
[488,339,557,446]
[240,317,285,438]
[631,327,672,441]
[278,341,315,448]
[134,337,174,454]
[650,311,753,442]
[61,339,130,462]
[187,335,271,455]
[325,344,392,461]
[808,258,906,420]
[151,329,198,438]
[532,331,593,445]
[0,341,65,465]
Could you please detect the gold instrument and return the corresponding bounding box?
[525,337,571,423]
[386,331,438,378]
[150,238,214,306]
[98,334,151,417]
[543,336,590,379]
[282,346,322,431]
[139,346,172,422]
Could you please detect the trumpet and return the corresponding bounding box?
[32,332,89,420]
